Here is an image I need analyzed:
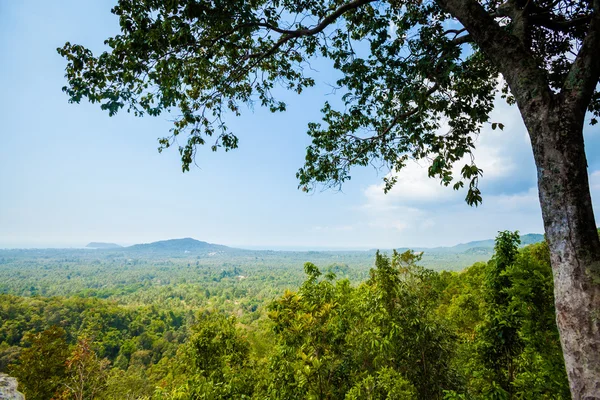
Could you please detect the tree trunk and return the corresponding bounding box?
[433,0,600,396]
[522,97,600,399]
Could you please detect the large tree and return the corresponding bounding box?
[59,0,600,397]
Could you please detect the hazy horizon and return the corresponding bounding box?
[0,232,545,252]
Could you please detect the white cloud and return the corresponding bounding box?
[363,160,461,210]
[366,205,424,233]
[486,186,540,212]
[465,93,533,185]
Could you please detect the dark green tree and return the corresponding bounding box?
[461,233,570,399]
[505,241,570,399]
[9,326,70,400]
[366,252,459,399]
[157,312,256,399]
[477,231,523,397]
[58,1,600,396]
[266,263,356,399]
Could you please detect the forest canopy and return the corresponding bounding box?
[0,233,571,399]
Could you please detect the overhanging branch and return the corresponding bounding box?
[561,4,600,111]
[435,0,552,107]
[529,14,592,32]
[216,0,376,60]
[345,83,440,144]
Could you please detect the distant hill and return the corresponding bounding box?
[85,242,122,249]
[0,233,549,272]
[449,233,544,253]
[8,234,546,270]
[520,233,545,245]
[462,246,494,255]
[126,238,230,254]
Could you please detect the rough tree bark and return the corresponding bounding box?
[436,0,600,398]
[547,107,600,399]
[524,96,600,400]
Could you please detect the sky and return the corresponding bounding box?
[1,1,600,250]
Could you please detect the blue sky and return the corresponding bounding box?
[1,1,599,250]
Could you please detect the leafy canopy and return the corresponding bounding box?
[58,0,599,205]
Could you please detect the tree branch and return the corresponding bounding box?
[529,14,593,32]
[496,0,529,42]
[443,28,467,36]
[351,83,440,143]
[247,0,376,60]
[561,4,600,112]
[435,0,552,108]
[452,34,473,45]
[272,0,376,37]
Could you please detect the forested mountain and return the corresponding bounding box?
[126,238,231,255]
[80,234,545,256]
[86,243,123,250]
[8,233,544,269]
[446,233,545,252]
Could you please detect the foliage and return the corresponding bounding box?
[156,313,256,399]
[345,368,416,400]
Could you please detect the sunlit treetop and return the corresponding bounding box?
[58,0,599,205]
